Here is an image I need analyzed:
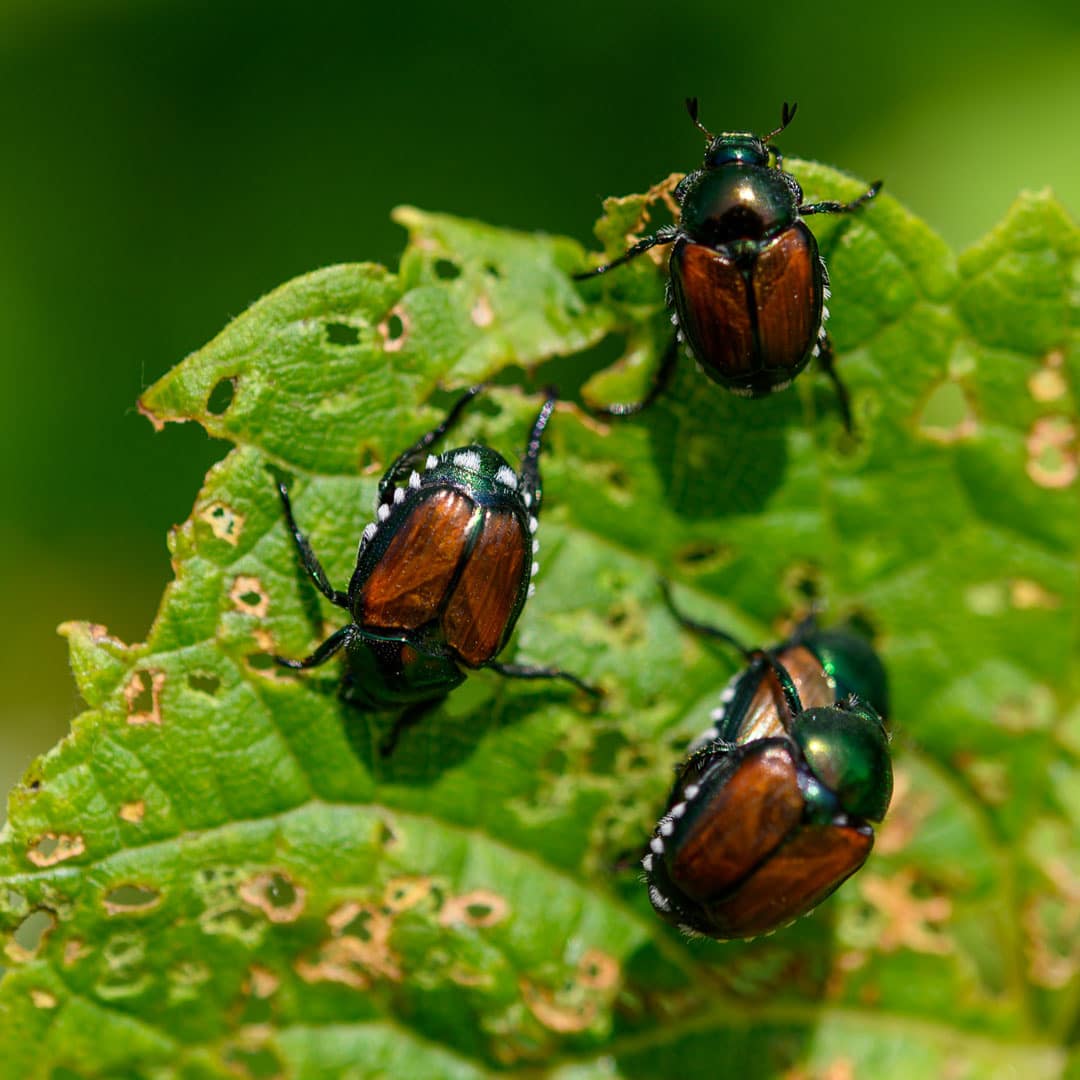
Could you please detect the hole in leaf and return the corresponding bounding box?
[607,466,630,494]
[103,884,161,915]
[230,575,269,617]
[266,875,295,908]
[675,539,732,570]
[123,669,165,726]
[484,261,501,279]
[606,605,627,629]
[128,676,153,714]
[27,778,41,791]
[27,833,85,867]
[383,877,433,913]
[240,871,306,923]
[337,906,376,941]
[439,889,508,928]
[376,818,399,848]
[207,377,236,416]
[188,671,221,694]
[359,443,383,474]
[918,381,976,443]
[325,321,360,346]
[14,909,56,954]
[781,562,822,607]
[199,502,243,545]
[1026,417,1078,489]
[433,258,461,280]
[379,307,409,351]
[578,948,619,989]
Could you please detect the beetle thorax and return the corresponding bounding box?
[680,167,798,248]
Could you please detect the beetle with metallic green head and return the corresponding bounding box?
[644,587,893,939]
[273,386,597,753]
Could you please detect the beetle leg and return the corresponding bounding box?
[377,384,486,502]
[815,334,854,435]
[588,335,680,419]
[518,389,558,516]
[488,661,601,698]
[274,623,357,670]
[277,481,350,608]
[573,226,678,280]
[799,180,882,217]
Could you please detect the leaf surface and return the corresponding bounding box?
[2,171,1077,1078]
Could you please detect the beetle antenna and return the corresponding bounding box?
[762,101,798,143]
[685,97,714,141]
[658,579,753,658]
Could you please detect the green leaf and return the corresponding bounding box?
[2,171,1077,1078]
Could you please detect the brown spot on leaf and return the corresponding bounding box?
[136,395,167,432]
[1026,416,1078,488]
[103,884,162,916]
[874,769,933,856]
[239,872,306,924]
[992,683,1055,732]
[860,869,952,955]
[119,801,145,824]
[123,669,165,726]
[577,948,619,990]
[917,380,977,443]
[616,173,684,267]
[1023,857,1080,989]
[438,889,509,928]
[74,622,127,648]
[297,903,401,989]
[63,938,89,966]
[1028,349,1068,402]
[383,876,433,913]
[28,833,86,867]
[783,1059,855,1080]
[520,977,598,1033]
[200,502,244,546]
[448,964,495,988]
[230,576,270,618]
[29,989,57,1009]
[246,964,280,999]
[1010,578,1060,610]
[471,294,495,327]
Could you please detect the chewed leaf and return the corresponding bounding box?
[1,172,1077,1078]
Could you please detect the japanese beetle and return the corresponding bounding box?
[576,100,881,429]
[274,387,597,752]
[643,587,892,939]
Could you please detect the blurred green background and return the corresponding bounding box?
[1,0,1077,817]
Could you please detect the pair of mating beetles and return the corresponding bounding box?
[273,100,891,940]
